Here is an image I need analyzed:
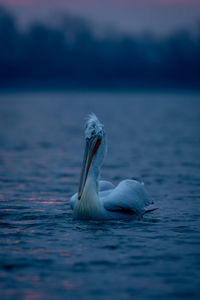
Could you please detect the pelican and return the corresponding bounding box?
[70,114,154,220]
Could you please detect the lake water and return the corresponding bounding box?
[0,91,200,299]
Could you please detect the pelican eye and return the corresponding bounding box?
[91,130,95,136]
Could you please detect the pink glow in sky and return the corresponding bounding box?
[0,0,34,5]
[1,0,200,6]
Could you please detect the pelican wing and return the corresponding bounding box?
[99,180,115,191]
[101,179,153,215]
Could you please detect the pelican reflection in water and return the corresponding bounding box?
[70,114,154,220]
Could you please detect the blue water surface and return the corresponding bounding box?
[0,91,200,300]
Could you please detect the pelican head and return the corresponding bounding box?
[78,114,106,200]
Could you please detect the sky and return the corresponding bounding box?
[0,0,200,35]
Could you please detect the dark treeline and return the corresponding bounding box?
[0,7,200,89]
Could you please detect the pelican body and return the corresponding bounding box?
[70,114,153,220]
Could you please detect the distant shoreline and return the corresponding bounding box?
[0,85,200,94]
[0,6,200,91]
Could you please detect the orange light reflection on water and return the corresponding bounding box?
[28,197,63,204]
[24,289,41,300]
[60,252,70,257]
[62,280,75,291]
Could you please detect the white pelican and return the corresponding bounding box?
[70,114,154,220]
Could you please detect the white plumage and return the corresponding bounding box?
[70,114,154,220]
